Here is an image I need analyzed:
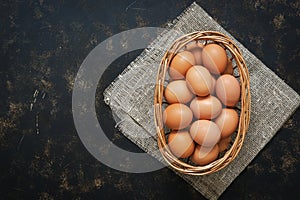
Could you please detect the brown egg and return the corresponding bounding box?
[163,103,193,130]
[218,136,231,152]
[186,41,203,65]
[186,65,212,96]
[164,80,194,104]
[202,43,228,74]
[215,74,240,107]
[189,120,221,147]
[169,51,195,80]
[222,58,234,75]
[191,144,219,166]
[189,95,222,119]
[168,130,195,158]
[215,108,239,138]
[211,76,217,94]
[185,41,197,50]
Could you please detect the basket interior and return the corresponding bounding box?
[154,31,251,175]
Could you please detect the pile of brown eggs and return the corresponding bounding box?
[163,41,240,166]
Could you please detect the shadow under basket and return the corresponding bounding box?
[154,31,251,175]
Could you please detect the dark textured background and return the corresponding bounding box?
[1,0,299,199]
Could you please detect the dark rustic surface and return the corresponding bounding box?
[1,0,299,199]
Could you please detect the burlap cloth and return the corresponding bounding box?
[103,2,300,199]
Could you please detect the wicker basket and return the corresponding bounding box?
[154,31,251,175]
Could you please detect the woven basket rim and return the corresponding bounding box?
[154,31,251,175]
